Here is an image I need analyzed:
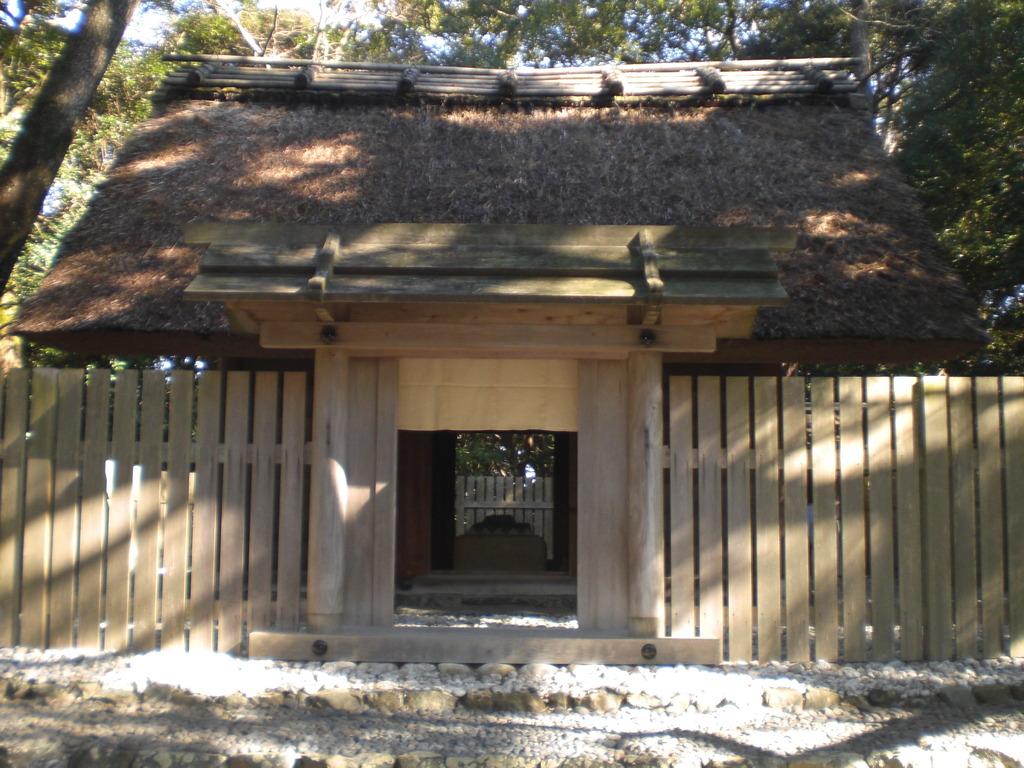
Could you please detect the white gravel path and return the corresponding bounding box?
[1,647,1023,766]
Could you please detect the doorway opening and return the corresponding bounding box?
[395,430,577,629]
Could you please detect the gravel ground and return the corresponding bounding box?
[1,647,1024,766]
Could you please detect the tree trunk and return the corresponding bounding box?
[205,0,263,55]
[850,0,873,93]
[0,0,140,296]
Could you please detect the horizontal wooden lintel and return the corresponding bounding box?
[249,627,722,665]
[259,321,718,356]
[184,222,799,252]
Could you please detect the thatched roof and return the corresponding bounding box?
[14,57,985,362]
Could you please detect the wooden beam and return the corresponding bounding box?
[308,349,349,632]
[183,222,799,252]
[259,321,718,356]
[249,627,721,665]
[188,272,787,306]
[199,242,781,279]
[626,351,665,637]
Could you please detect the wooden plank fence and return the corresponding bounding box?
[455,476,555,560]
[0,368,311,652]
[0,368,1021,662]
[669,375,1024,662]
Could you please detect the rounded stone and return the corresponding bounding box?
[314,688,365,713]
[358,663,400,677]
[397,752,446,768]
[365,690,405,713]
[491,690,547,713]
[578,690,623,714]
[804,687,841,711]
[405,689,457,714]
[438,663,474,679]
[476,664,516,680]
[763,687,804,711]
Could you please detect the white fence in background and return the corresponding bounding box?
[454,476,555,560]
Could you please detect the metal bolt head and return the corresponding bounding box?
[639,329,656,347]
[312,639,328,656]
[320,325,338,344]
[641,643,657,660]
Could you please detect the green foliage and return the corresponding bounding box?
[896,0,1024,373]
[0,36,169,367]
[456,432,555,476]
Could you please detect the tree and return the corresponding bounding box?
[896,0,1024,373]
[0,0,141,298]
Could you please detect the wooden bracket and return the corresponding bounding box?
[695,66,726,94]
[294,65,321,90]
[601,67,624,97]
[800,64,834,94]
[498,70,518,98]
[630,229,664,325]
[186,63,218,86]
[398,67,420,94]
[308,232,340,301]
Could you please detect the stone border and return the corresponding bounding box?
[4,668,1024,717]
[2,741,1022,768]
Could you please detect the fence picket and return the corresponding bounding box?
[781,378,810,661]
[49,369,83,649]
[697,377,723,641]
[77,370,110,650]
[1004,377,1024,658]
[162,371,193,649]
[0,371,28,646]
[106,371,138,651]
[219,372,250,653]
[190,372,222,651]
[949,377,979,658]
[753,378,781,661]
[865,376,896,660]
[920,377,954,660]
[248,372,278,633]
[893,377,923,660]
[134,370,165,651]
[810,378,840,661]
[669,377,695,637]
[838,377,868,661]
[22,369,59,648]
[276,372,306,631]
[975,377,1005,658]
[725,377,752,661]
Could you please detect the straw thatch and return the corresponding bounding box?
[15,94,985,358]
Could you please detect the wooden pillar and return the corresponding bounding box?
[308,349,349,632]
[577,360,629,632]
[627,351,666,637]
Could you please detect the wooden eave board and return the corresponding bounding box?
[199,243,781,279]
[185,273,788,305]
[184,222,799,251]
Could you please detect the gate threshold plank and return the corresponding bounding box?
[249,628,721,665]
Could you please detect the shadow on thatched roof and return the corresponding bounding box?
[13,63,985,360]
